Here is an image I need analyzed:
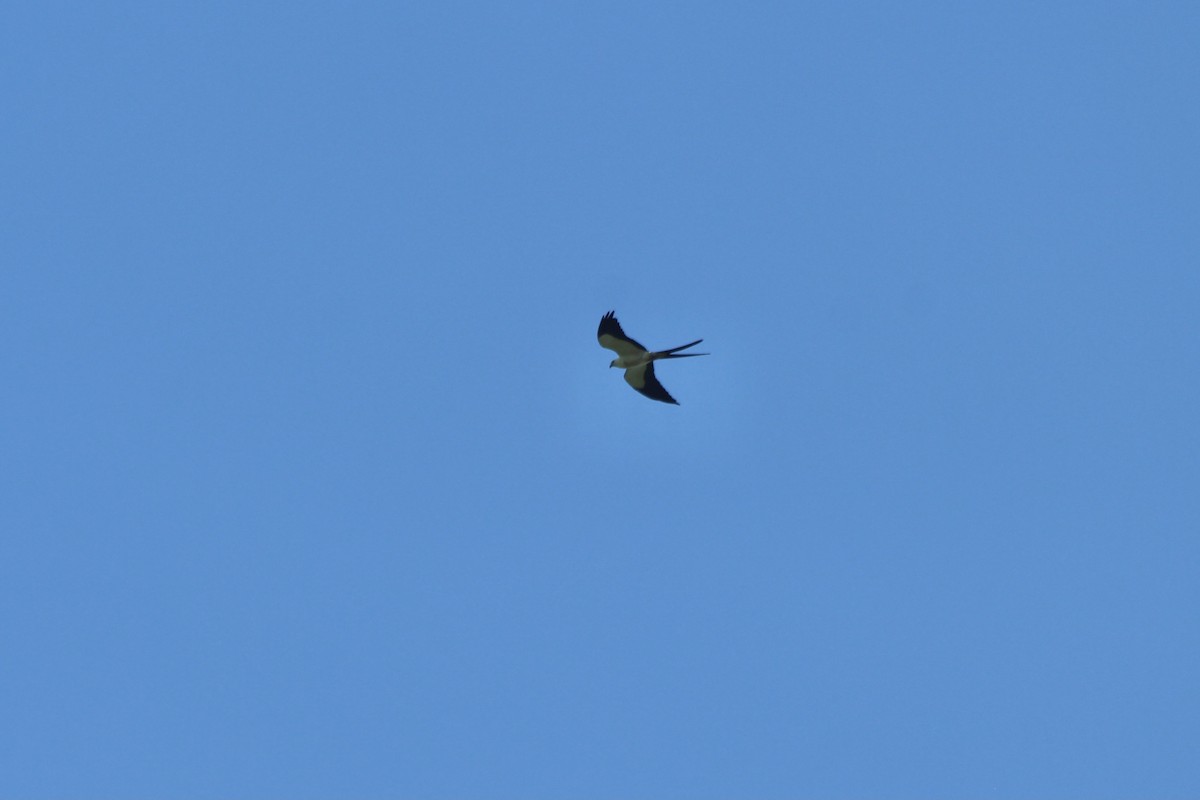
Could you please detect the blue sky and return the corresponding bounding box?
[3,1,1198,797]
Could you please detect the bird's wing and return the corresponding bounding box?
[597,310,648,357]
[623,362,679,405]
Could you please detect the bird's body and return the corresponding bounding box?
[609,350,655,370]
[597,311,707,405]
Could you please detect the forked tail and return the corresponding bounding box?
[654,339,709,359]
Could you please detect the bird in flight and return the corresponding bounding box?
[597,310,708,405]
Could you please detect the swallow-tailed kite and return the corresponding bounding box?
[598,310,708,405]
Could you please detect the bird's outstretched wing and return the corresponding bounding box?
[623,362,679,405]
[597,310,647,357]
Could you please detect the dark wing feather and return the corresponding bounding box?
[597,310,647,352]
[626,362,679,405]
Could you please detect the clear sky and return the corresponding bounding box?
[3,2,1198,798]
